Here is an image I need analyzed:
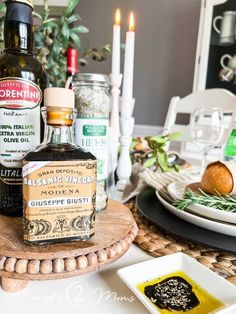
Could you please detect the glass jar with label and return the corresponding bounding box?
[72,74,110,212]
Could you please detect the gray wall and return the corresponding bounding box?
[78,0,201,126]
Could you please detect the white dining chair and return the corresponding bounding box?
[163,88,236,162]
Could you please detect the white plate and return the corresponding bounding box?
[156,191,236,237]
[117,252,236,314]
[167,181,236,224]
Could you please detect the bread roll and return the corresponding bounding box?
[201,161,233,195]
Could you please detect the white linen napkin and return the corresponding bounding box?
[122,165,194,203]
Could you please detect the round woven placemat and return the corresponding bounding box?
[126,199,236,285]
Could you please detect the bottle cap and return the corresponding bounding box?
[73,73,110,86]
[44,88,75,109]
[4,0,33,8]
[5,1,33,24]
[67,48,79,74]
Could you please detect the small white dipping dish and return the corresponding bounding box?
[117,252,236,314]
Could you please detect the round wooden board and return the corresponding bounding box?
[0,199,138,291]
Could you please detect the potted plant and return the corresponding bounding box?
[0,0,110,86]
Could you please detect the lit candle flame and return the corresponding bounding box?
[115,8,121,26]
[129,12,135,32]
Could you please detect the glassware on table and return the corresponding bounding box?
[190,107,223,174]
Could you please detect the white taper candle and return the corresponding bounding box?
[112,9,121,76]
[121,12,135,118]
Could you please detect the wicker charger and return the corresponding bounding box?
[126,199,236,286]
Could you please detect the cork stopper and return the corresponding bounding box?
[44,88,75,109]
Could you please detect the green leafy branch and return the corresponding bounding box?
[131,132,181,172]
[34,0,87,86]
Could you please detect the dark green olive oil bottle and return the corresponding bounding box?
[0,0,48,216]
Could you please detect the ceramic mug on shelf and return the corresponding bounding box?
[213,11,236,45]
[220,54,236,71]
[219,67,234,82]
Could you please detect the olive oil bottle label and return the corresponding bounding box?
[0,78,42,184]
[22,160,96,243]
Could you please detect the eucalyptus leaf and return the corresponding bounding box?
[144,157,156,168]
[62,23,70,39]
[33,11,42,20]
[69,32,81,48]
[157,151,168,172]
[67,14,82,24]
[34,33,44,45]
[43,18,57,24]
[103,44,111,52]
[149,136,167,144]
[40,20,57,29]
[65,0,80,16]
[174,164,180,172]
[72,25,89,33]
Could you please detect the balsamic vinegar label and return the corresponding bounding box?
[0,78,42,184]
[22,160,97,242]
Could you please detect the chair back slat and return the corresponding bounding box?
[164,89,236,161]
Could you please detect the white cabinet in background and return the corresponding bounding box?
[193,0,236,94]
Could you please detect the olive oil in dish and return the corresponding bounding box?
[137,271,223,314]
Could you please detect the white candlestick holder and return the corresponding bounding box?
[116,98,135,191]
[108,73,122,177]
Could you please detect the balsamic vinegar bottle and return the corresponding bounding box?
[0,0,48,216]
[23,88,96,245]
